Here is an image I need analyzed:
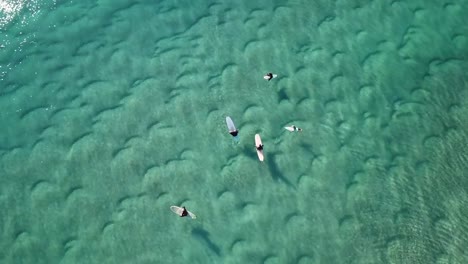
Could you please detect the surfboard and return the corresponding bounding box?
[170,206,196,219]
[255,134,264,161]
[225,116,239,139]
[263,74,277,80]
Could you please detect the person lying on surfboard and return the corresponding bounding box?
[264,73,274,81]
[256,144,264,151]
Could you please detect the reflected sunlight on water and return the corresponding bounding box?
[0,0,48,28]
[0,0,26,27]
[0,0,52,80]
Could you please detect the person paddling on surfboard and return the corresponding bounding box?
[256,144,264,151]
[264,73,274,81]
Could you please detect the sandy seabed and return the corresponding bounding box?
[1,0,468,263]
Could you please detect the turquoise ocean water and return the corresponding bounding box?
[1,0,468,263]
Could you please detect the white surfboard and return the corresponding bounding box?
[285,125,301,132]
[263,73,278,80]
[170,206,196,219]
[225,116,239,138]
[255,134,264,161]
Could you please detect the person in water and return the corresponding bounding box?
[292,125,302,132]
[229,130,239,137]
[264,73,274,81]
[256,144,264,151]
[181,206,188,217]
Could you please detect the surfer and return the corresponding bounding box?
[285,125,303,132]
[229,130,239,137]
[180,207,188,217]
[292,125,302,132]
[226,116,239,139]
[256,144,264,151]
[264,73,274,81]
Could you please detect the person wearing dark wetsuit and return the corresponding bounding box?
[181,206,188,217]
[292,125,302,132]
[256,144,263,151]
[229,130,239,137]
[265,73,273,81]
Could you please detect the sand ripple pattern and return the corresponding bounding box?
[0,0,468,263]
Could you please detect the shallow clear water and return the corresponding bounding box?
[1,0,468,263]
